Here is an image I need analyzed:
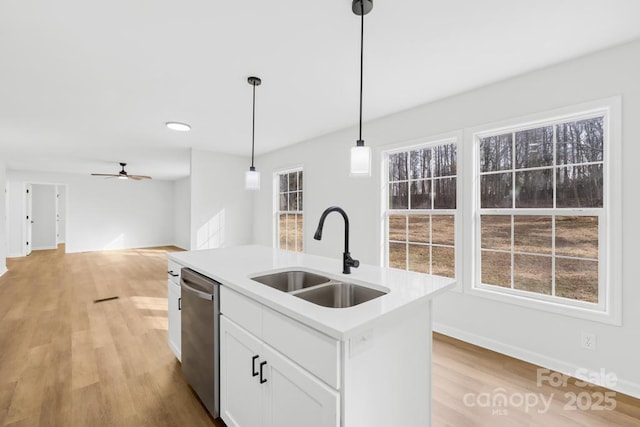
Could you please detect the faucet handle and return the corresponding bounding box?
[344,253,360,269]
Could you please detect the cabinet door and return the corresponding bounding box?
[262,344,339,427]
[220,316,264,427]
[167,280,181,361]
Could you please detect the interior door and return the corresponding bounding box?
[25,183,32,256]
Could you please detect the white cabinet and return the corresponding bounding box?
[167,260,182,361]
[219,285,433,427]
[220,316,265,427]
[262,343,339,427]
[220,316,339,427]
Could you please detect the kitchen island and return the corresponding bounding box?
[168,245,455,427]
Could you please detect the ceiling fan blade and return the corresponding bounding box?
[91,173,119,177]
[128,175,152,180]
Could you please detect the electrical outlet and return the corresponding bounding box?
[581,332,597,350]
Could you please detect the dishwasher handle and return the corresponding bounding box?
[181,279,214,300]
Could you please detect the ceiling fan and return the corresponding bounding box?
[91,163,152,180]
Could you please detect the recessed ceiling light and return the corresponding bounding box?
[166,121,191,132]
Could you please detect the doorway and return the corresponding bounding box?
[24,183,67,254]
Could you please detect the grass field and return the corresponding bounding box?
[389,214,598,303]
[279,214,303,252]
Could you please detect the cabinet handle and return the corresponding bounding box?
[259,361,267,384]
[252,355,259,377]
[168,271,179,277]
[178,298,181,310]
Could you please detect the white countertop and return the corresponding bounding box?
[169,245,455,340]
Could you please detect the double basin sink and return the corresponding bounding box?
[251,270,387,308]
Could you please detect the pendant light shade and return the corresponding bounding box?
[245,168,260,190]
[350,144,371,176]
[245,76,262,190]
[349,0,373,177]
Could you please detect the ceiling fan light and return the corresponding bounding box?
[118,175,128,180]
[165,121,191,132]
[245,169,261,190]
[350,145,371,176]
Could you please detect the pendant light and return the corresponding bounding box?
[350,0,373,177]
[245,76,262,190]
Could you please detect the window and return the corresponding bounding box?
[475,111,611,312]
[385,139,457,278]
[276,169,303,252]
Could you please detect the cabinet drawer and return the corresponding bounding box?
[220,287,262,338]
[262,308,340,389]
[167,260,182,284]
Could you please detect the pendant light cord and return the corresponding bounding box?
[358,2,364,143]
[251,81,256,168]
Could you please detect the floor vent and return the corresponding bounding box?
[93,296,119,304]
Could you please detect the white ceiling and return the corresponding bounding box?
[1,0,639,180]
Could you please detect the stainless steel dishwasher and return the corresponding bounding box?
[180,268,220,419]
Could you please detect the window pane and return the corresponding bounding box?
[432,215,454,245]
[410,148,431,180]
[388,214,407,241]
[298,191,303,211]
[514,216,552,255]
[295,214,304,252]
[481,250,511,287]
[408,215,429,243]
[389,182,408,209]
[432,246,455,278]
[286,214,295,250]
[389,242,406,269]
[279,174,288,193]
[481,173,512,208]
[515,169,553,208]
[433,177,456,209]
[479,133,512,172]
[279,214,287,249]
[556,258,598,303]
[408,244,429,273]
[556,117,604,165]
[410,180,430,209]
[481,215,511,251]
[279,193,288,211]
[514,254,551,295]
[298,171,303,191]
[288,172,297,192]
[556,164,603,208]
[555,216,598,259]
[433,143,457,177]
[515,127,553,169]
[289,192,298,211]
[389,152,408,181]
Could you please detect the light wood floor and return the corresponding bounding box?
[0,246,638,426]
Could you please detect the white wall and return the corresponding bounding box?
[253,40,640,397]
[190,149,253,250]
[6,181,24,257]
[7,170,175,254]
[31,184,58,250]
[57,185,66,243]
[0,161,6,276]
[173,177,190,250]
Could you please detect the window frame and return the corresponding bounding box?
[464,97,622,325]
[273,166,304,252]
[381,132,463,285]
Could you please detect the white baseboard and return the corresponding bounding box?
[433,322,640,399]
[31,245,58,251]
